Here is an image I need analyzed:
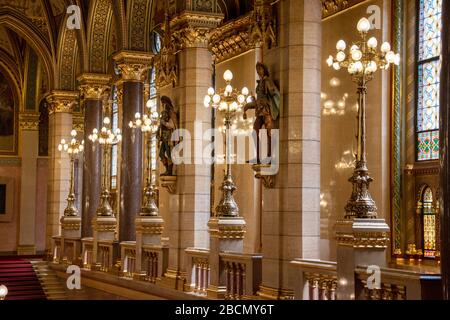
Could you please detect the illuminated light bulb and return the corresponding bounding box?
[394,53,401,66]
[242,87,249,96]
[204,95,211,107]
[230,102,238,111]
[333,62,341,70]
[101,127,107,133]
[103,117,111,125]
[117,134,122,141]
[336,51,346,62]
[220,102,228,111]
[93,128,98,134]
[350,45,359,52]
[357,17,371,33]
[68,148,73,154]
[326,55,334,67]
[208,87,215,96]
[144,118,151,126]
[351,49,362,61]
[92,133,98,141]
[238,95,245,104]
[223,70,233,82]
[213,94,221,104]
[71,130,77,137]
[367,37,378,49]
[386,51,396,64]
[135,112,141,119]
[79,145,84,151]
[71,138,76,144]
[64,144,69,151]
[146,100,152,108]
[246,96,253,103]
[336,40,346,51]
[61,139,66,145]
[136,119,142,126]
[116,129,121,134]
[354,61,363,73]
[225,84,233,93]
[381,42,391,53]
[58,145,63,151]
[152,112,158,119]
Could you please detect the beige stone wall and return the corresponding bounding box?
[320,0,391,260]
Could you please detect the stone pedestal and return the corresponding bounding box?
[335,218,390,300]
[135,216,165,277]
[207,217,246,299]
[92,216,117,268]
[60,216,82,265]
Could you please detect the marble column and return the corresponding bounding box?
[113,51,153,242]
[46,91,78,249]
[17,114,39,255]
[258,0,322,299]
[78,74,111,238]
[157,12,222,290]
[440,0,450,300]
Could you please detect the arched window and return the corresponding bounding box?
[110,86,119,189]
[416,0,442,161]
[422,187,436,257]
[147,68,158,183]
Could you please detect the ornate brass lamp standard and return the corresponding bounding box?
[89,115,122,216]
[204,70,250,217]
[326,17,400,219]
[58,130,84,216]
[129,106,160,216]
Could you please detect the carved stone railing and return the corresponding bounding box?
[142,244,169,283]
[290,259,338,300]
[97,240,118,273]
[355,265,442,300]
[81,237,94,270]
[62,238,82,266]
[185,248,210,296]
[52,236,62,263]
[120,241,137,279]
[220,252,262,300]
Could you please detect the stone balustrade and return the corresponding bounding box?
[185,248,211,296]
[96,240,118,272]
[290,259,338,300]
[120,241,137,278]
[142,244,169,283]
[355,265,442,300]
[220,252,262,300]
[52,236,62,263]
[81,237,94,270]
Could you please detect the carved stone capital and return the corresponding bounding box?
[171,11,223,48]
[252,164,276,188]
[321,0,365,19]
[135,216,165,235]
[77,73,112,100]
[19,112,39,130]
[46,90,79,114]
[160,176,177,194]
[113,51,153,82]
[335,218,391,248]
[92,216,117,232]
[72,113,84,132]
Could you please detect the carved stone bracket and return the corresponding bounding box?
[160,175,177,194]
[113,51,153,82]
[321,0,366,19]
[46,90,79,114]
[252,164,276,188]
[77,73,112,100]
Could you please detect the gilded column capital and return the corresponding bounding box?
[46,90,79,114]
[113,50,153,82]
[19,112,40,130]
[77,73,112,100]
[171,11,224,49]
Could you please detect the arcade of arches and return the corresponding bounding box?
[0,0,450,300]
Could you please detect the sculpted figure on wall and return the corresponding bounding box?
[243,62,280,163]
[158,96,179,176]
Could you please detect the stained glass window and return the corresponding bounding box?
[148,69,158,184]
[417,0,442,161]
[422,187,436,258]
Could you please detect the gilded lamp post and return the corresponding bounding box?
[204,70,250,217]
[326,17,400,219]
[89,110,122,216]
[58,130,84,216]
[129,105,160,216]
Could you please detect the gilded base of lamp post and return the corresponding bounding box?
[140,182,159,216]
[96,189,114,216]
[215,173,239,217]
[64,193,79,216]
[252,164,276,188]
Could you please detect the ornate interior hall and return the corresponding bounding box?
[0,0,449,301]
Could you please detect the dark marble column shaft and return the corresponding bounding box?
[119,81,143,241]
[440,0,450,300]
[82,99,103,237]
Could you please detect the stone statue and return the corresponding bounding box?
[243,62,280,163]
[158,96,179,176]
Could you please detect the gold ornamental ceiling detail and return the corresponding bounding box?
[321,0,367,19]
